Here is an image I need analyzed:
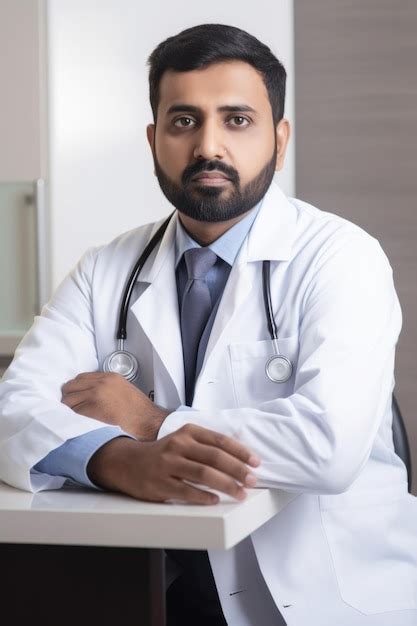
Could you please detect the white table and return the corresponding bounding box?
[0,482,295,625]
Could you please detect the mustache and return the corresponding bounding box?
[182,160,239,185]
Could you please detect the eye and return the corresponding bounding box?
[173,117,196,128]
[228,116,250,127]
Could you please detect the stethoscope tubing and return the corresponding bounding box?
[108,211,293,384]
[263,260,278,341]
[116,212,175,341]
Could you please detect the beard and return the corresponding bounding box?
[152,139,277,223]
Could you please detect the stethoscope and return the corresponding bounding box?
[103,213,293,385]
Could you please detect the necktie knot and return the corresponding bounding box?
[184,247,217,280]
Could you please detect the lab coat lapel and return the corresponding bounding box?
[199,181,297,373]
[200,240,255,374]
[130,213,185,404]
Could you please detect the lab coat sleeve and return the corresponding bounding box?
[157,232,403,495]
[0,246,118,492]
[32,427,135,490]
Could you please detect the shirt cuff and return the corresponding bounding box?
[32,426,136,490]
[157,405,195,440]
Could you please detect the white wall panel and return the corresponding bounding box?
[46,0,294,287]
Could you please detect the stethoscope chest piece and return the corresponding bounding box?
[265,353,293,383]
[263,260,293,384]
[103,349,139,382]
[102,215,173,384]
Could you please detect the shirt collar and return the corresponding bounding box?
[174,198,263,268]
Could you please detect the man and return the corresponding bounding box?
[1,23,416,626]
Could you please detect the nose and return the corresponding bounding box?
[192,119,227,161]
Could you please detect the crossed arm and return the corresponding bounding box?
[60,371,260,504]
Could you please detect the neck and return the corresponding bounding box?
[178,210,254,246]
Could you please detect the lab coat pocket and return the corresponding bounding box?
[320,483,417,614]
[229,336,299,407]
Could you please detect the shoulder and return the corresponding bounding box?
[289,195,375,241]
[99,218,166,261]
[72,217,168,281]
[287,195,390,269]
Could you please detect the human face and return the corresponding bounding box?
[147,60,290,223]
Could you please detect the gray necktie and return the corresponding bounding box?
[181,247,217,406]
[167,247,227,622]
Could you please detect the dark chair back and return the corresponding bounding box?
[392,394,412,492]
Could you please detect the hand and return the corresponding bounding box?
[61,372,169,440]
[87,423,261,505]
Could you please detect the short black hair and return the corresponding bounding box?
[147,23,286,126]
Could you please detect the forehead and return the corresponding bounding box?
[157,60,270,116]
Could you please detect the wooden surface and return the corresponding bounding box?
[294,0,417,493]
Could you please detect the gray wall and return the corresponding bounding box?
[0,0,48,181]
[294,0,417,493]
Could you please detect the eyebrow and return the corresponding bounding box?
[165,103,258,116]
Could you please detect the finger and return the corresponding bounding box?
[167,478,219,505]
[61,391,90,409]
[62,372,106,393]
[65,399,107,419]
[75,372,106,380]
[61,381,98,397]
[183,443,257,488]
[185,424,261,467]
[172,458,247,500]
[61,376,98,393]
[62,373,112,395]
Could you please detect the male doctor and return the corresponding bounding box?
[1,22,417,626]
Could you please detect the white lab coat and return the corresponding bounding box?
[1,181,416,625]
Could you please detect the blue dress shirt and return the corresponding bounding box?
[32,200,262,489]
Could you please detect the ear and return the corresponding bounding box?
[146,124,156,174]
[275,118,291,171]
[146,123,155,153]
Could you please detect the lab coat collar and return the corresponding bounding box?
[130,213,185,404]
[133,211,178,285]
[244,179,297,263]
